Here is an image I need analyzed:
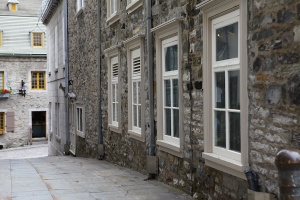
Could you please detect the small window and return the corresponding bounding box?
[31,32,44,48]
[0,31,2,47]
[0,71,4,89]
[107,0,119,24]
[31,72,46,90]
[77,0,84,12]
[11,4,16,11]
[56,103,60,137]
[76,106,85,138]
[0,112,4,134]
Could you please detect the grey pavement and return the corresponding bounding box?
[0,146,193,200]
[0,144,48,159]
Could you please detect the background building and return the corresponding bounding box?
[40,0,68,156]
[0,0,48,147]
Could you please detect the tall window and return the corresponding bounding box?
[77,0,84,12]
[31,72,46,90]
[76,107,83,132]
[212,10,240,161]
[0,71,4,89]
[31,32,43,48]
[200,0,248,179]
[110,0,117,16]
[56,103,60,137]
[55,26,58,69]
[131,49,141,132]
[111,56,118,126]
[162,36,179,146]
[0,112,4,134]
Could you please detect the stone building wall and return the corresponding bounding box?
[248,0,300,193]
[67,0,300,199]
[0,56,48,147]
[68,0,99,158]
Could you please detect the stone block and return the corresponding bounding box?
[266,85,281,104]
[247,189,276,200]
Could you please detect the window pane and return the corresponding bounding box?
[215,111,226,148]
[79,109,82,132]
[138,82,141,104]
[229,70,240,109]
[112,84,115,102]
[173,79,178,107]
[133,105,137,127]
[112,104,115,121]
[138,105,141,128]
[165,108,171,136]
[164,80,171,107]
[115,103,118,122]
[173,109,179,138]
[229,112,240,152]
[115,84,118,102]
[215,72,225,108]
[164,45,178,71]
[133,82,137,104]
[216,22,238,61]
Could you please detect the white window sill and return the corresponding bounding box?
[126,0,143,14]
[77,131,85,138]
[76,8,84,18]
[55,134,61,142]
[128,130,144,142]
[157,140,183,158]
[108,124,121,134]
[106,13,120,26]
[202,152,248,180]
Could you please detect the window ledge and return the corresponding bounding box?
[106,13,120,26]
[55,134,61,142]
[108,124,121,134]
[77,131,85,138]
[202,152,248,180]
[76,8,84,18]
[157,140,183,158]
[126,0,143,14]
[128,130,144,142]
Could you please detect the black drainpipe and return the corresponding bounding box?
[147,0,155,158]
[97,0,104,159]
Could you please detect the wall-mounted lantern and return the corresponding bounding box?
[18,80,26,97]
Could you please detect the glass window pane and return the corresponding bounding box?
[138,82,141,104]
[215,111,226,148]
[173,79,178,107]
[216,22,238,61]
[173,109,179,138]
[229,70,240,109]
[115,84,118,102]
[164,80,171,107]
[229,112,240,152]
[133,105,137,127]
[215,72,225,108]
[138,105,141,128]
[115,103,118,122]
[133,82,137,104]
[112,104,115,121]
[164,45,178,72]
[112,84,115,102]
[165,108,171,136]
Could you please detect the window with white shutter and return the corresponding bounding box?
[111,56,119,126]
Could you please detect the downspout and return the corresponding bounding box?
[97,0,104,159]
[147,1,154,158]
[64,0,70,153]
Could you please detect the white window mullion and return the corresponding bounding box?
[225,69,229,151]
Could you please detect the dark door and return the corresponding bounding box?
[32,111,46,138]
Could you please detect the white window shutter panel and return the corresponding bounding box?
[6,112,14,132]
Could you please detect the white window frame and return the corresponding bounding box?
[111,56,119,127]
[54,26,58,70]
[197,0,248,179]
[126,0,143,14]
[162,36,179,146]
[105,45,121,133]
[125,35,146,141]
[76,0,84,13]
[107,0,120,25]
[152,18,183,157]
[76,105,85,138]
[49,102,52,133]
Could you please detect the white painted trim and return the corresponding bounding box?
[126,0,143,14]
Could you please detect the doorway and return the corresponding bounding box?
[32,111,46,138]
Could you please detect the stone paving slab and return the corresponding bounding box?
[0,155,193,200]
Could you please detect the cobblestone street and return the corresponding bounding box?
[0,146,193,200]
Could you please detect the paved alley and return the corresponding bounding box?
[0,152,193,200]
